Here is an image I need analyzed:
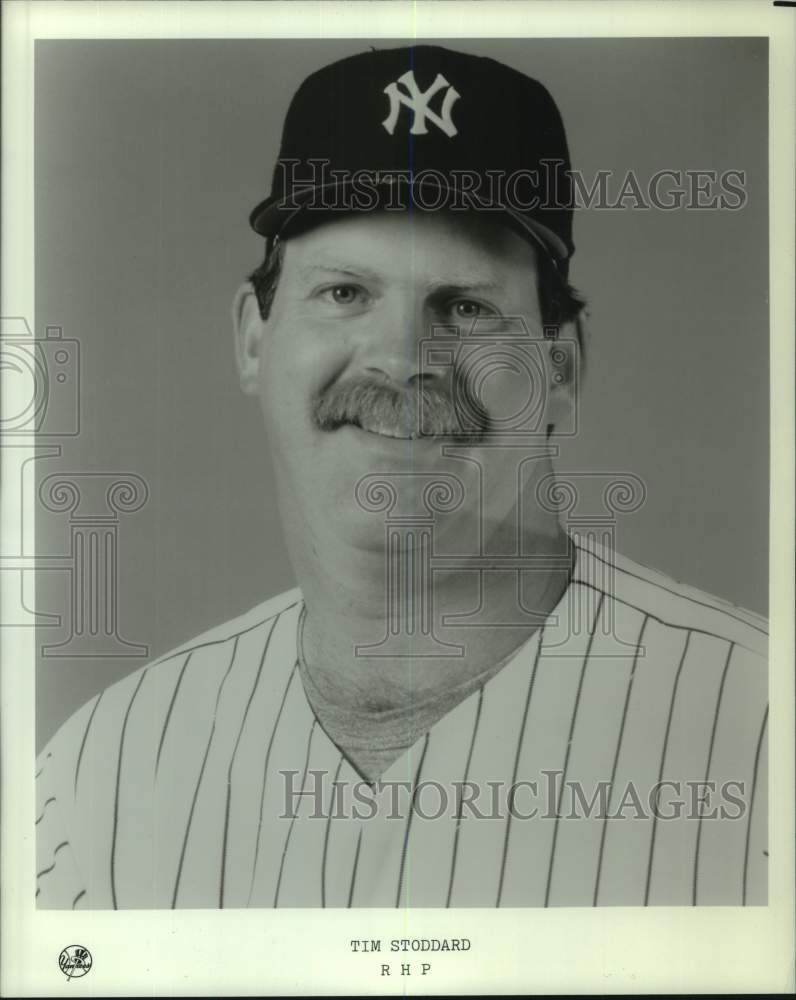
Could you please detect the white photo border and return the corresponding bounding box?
[2,1,794,995]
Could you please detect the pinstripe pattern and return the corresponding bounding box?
[347,828,363,907]
[743,706,768,905]
[576,540,768,638]
[544,593,604,906]
[35,542,768,909]
[395,733,431,908]
[171,636,240,909]
[446,687,485,907]
[691,642,735,906]
[573,576,759,653]
[496,633,543,906]
[74,692,102,794]
[219,617,281,907]
[321,754,345,908]
[246,659,299,905]
[35,797,56,825]
[155,653,192,775]
[593,615,648,905]
[110,670,148,909]
[273,719,317,907]
[37,840,68,878]
[643,630,692,905]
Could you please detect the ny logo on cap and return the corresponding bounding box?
[382,70,460,137]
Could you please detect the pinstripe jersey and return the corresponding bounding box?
[35,535,768,909]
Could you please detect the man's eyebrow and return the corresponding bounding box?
[426,279,505,294]
[297,263,384,282]
[296,265,506,293]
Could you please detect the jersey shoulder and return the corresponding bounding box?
[150,586,304,663]
[36,586,304,769]
[36,588,303,908]
[572,533,768,659]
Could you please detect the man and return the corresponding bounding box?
[36,44,768,909]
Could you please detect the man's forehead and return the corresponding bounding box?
[281,210,539,278]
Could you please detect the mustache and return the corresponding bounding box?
[313,374,488,442]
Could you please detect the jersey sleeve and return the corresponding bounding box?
[741,701,768,905]
[35,700,95,909]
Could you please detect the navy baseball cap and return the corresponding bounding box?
[249,45,575,269]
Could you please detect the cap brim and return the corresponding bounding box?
[249,178,570,263]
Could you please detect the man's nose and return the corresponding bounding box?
[353,299,448,385]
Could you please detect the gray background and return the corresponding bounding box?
[35,37,769,750]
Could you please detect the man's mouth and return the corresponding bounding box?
[345,417,426,441]
[312,375,488,444]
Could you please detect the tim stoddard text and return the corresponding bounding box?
[349,938,471,953]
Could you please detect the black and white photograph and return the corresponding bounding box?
[2,1,794,995]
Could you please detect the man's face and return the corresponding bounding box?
[237,210,571,555]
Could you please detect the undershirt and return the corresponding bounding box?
[296,607,537,782]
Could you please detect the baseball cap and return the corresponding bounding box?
[249,45,575,269]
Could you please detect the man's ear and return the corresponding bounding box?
[232,282,265,396]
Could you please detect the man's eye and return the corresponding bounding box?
[451,300,494,319]
[323,284,365,306]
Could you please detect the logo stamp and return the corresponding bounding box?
[382,70,460,137]
[58,945,92,979]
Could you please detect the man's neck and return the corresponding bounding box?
[296,521,573,714]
